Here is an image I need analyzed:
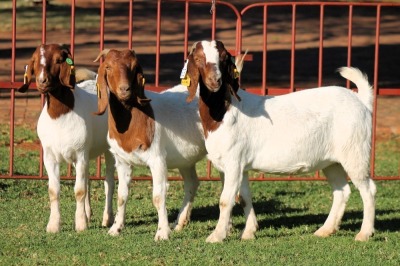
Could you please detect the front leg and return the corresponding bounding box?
[44,155,61,233]
[108,160,131,236]
[150,160,171,241]
[238,171,258,240]
[102,151,116,227]
[206,167,242,243]
[74,158,89,232]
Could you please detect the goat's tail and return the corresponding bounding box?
[338,67,373,112]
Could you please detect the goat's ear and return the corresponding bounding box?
[94,63,109,115]
[227,52,241,102]
[134,64,151,106]
[185,53,199,103]
[59,49,76,89]
[18,59,34,93]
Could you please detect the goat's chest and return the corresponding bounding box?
[37,110,88,158]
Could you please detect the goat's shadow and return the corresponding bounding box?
[123,196,400,234]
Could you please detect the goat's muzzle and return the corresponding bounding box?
[117,84,132,101]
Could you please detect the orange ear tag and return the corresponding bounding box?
[181,75,191,87]
[233,68,240,79]
[96,83,101,98]
[23,65,29,84]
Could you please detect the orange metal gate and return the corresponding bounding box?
[1,0,399,181]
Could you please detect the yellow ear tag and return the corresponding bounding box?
[233,68,240,79]
[70,65,75,75]
[96,83,101,98]
[142,77,146,86]
[181,75,191,87]
[23,65,28,84]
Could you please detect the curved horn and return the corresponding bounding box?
[93,49,111,63]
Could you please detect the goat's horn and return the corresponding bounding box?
[235,49,248,74]
[93,49,111,62]
[189,42,199,55]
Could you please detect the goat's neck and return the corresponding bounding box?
[46,86,75,119]
[108,93,155,153]
[198,81,231,138]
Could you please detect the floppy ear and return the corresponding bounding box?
[94,63,109,115]
[133,64,151,106]
[18,59,34,93]
[185,53,199,103]
[59,48,76,89]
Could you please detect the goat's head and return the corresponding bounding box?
[184,40,241,103]
[18,44,76,94]
[94,49,150,115]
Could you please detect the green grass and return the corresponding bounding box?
[0,1,99,32]
[0,124,400,265]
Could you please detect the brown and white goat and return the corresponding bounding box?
[18,44,115,233]
[94,49,255,240]
[184,40,375,242]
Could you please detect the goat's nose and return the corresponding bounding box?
[39,76,48,85]
[119,84,130,93]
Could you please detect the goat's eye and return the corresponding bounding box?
[105,65,111,72]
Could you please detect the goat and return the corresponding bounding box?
[184,40,376,243]
[94,48,257,240]
[18,44,115,233]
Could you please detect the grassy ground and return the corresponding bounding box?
[0,124,400,265]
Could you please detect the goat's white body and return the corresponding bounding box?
[204,67,376,242]
[207,86,371,174]
[108,85,208,239]
[38,80,115,233]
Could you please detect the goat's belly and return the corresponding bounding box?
[251,159,334,175]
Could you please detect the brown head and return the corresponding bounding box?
[18,44,76,94]
[94,49,150,115]
[184,40,241,103]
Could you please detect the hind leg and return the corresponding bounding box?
[314,164,350,238]
[349,175,376,241]
[173,166,199,231]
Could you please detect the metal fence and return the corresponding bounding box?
[1,0,399,181]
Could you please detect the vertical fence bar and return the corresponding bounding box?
[184,0,189,60]
[9,0,17,177]
[129,0,133,50]
[318,4,324,87]
[100,0,105,52]
[70,0,76,55]
[346,5,353,89]
[290,4,296,92]
[371,5,381,177]
[211,2,216,40]
[156,0,162,87]
[262,5,267,96]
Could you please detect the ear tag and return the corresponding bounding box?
[233,68,240,79]
[142,77,146,86]
[96,83,101,98]
[181,74,191,87]
[23,65,29,84]
[180,59,189,79]
[66,58,74,65]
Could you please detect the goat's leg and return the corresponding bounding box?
[108,160,131,236]
[350,175,376,241]
[206,167,242,243]
[85,175,91,222]
[102,151,116,227]
[315,164,350,238]
[44,156,61,233]
[173,166,199,231]
[150,160,171,241]
[239,171,258,240]
[74,159,89,232]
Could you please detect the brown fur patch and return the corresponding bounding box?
[48,188,58,202]
[75,189,85,201]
